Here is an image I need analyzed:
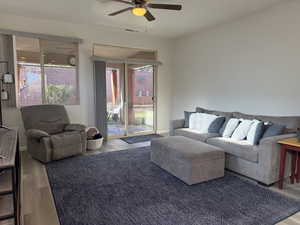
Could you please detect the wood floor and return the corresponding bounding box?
[20,139,300,225]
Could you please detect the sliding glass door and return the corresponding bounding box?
[106,63,126,137]
[127,64,155,135]
[106,63,156,138]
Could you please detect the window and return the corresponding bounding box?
[18,63,42,106]
[16,36,79,106]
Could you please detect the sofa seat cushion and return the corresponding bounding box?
[50,131,83,160]
[174,128,220,142]
[206,137,258,163]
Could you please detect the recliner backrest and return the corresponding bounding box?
[21,104,70,134]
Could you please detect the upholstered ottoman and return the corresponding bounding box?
[151,136,225,185]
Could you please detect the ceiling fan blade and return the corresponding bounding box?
[147,4,182,10]
[108,7,133,16]
[96,0,112,3]
[144,10,155,22]
[110,0,134,5]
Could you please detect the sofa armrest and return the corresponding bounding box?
[64,124,86,132]
[169,119,185,136]
[257,133,296,184]
[26,129,50,140]
[259,133,297,145]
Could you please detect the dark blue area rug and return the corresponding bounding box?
[46,147,300,225]
[121,134,162,144]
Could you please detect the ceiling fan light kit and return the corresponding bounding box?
[107,0,182,21]
[132,7,146,16]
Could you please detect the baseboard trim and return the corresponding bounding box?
[156,130,169,135]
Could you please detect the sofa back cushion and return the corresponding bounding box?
[195,107,205,113]
[194,108,300,134]
[232,112,256,120]
[195,107,233,118]
[257,116,298,133]
[190,113,225,133]
[262,124,286,139]
[233,112,300,133]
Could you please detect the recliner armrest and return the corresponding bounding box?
[26,129,50,140]
[64,124,86,132]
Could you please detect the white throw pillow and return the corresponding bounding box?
[198,113,218,133]
[189,113,220,133]
[189,113,202,131]
[247,120,264,145]
[221,118,240,138]
[231,119,254,141]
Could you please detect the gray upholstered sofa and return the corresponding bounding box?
[170,107,300,185]
[21,105,87,163]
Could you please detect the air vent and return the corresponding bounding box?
[125,29,139,33]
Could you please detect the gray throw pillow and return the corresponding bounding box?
[219,117,230,135]
[221,118,240,138]
[231,119,254,141]
[247,120,264,145]
[208,117,226,133]
[184,111,196,128]
[262,124,286,139]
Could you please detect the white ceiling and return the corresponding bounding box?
[0,0,286,38]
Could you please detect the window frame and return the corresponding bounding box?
[15,36,80,107]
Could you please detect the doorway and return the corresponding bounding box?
[93,44,159,139]
[127,64,155,135]
[106,62,126,137]
[106,62,156,138]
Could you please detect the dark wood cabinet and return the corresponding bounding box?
[0,128,20,225]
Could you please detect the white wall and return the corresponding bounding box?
[172,0,300,119]
[0,13,173,145]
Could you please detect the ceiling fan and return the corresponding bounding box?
[107,0,182,22]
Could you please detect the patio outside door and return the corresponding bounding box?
[106,63,156,138]
[127,64,155,135]
[106,63,126,137]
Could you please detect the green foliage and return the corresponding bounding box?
[46,85,73,104]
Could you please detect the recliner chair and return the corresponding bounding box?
[21,104,87,163]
